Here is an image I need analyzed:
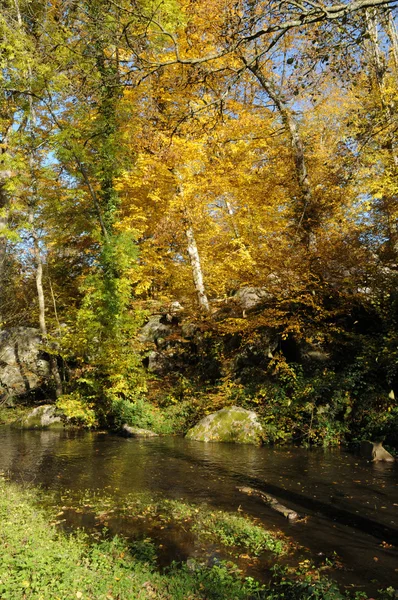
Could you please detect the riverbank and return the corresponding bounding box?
[0,478,263,600]
[0,478,370,600]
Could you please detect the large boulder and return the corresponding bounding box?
[360,440,395,462]
[186,406,265,445]
[0,327,50,402]
[233,287,273,313]
[20,405,63,429]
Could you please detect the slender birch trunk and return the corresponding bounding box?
[175,175,210,311]
[185,223,210,312]
[28,205,63,397]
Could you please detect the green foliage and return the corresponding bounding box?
[111,396,156,430]
[110,396,196,434]
[0,481,382,600]
[128,538,158,565]
[56,392,98,428]
[193,511,286,555]
[63,489,288,559]
[59,231,148,426]
[0,404,32,425]
[264,577,344,600]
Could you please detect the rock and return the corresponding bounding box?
[360,440,395,462]
[121,424,159,438]
[146,350,175,376]
[0,327,51,401]
[139,316,172,348]
[181,322,199,338]
[233,287,273,312]
[186,406,265,445]
[20,405,63,429]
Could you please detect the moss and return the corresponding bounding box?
[19,405,64,430]
[0,405,32,426]
[186,406,264,444]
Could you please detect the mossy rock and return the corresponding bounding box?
[186,406,265,445]
[121,424,159,438]
[20,405,64,430]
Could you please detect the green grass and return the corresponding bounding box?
[1,479,388,600]
[57,490,288,557]
[0,479,265,600]
[193,510,286,555]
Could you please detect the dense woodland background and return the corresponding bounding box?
[1,0,398,446]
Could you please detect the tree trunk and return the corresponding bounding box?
[365,8,398,256]
[185,223,210,311]
[246,61,315,247]
[384,9,398,77]
[28,207,63,397]
[175,173,210,311]
[0,173,10,317]
[0,134,12,324]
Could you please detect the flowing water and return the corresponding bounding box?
[0,427,397,596]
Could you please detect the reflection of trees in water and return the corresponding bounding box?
[0,429,62,483]
[0,431,397,533]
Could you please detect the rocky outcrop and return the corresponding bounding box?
[145,351,173,376]
[121,424,159,438]
[20,405,63,429]
[139,315,173,347]
[360,440,395,462]
[186,406,265,444]
[233,287,273,313]
[0,327,51,402]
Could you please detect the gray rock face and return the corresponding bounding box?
[147,351,175,376]
[360,440,395,462]
[233,287,273,312]
[121,424,159,438]
[0,327,50,401]
[186,406,265,445]
[139,316,172,347]
[20,405,63,429]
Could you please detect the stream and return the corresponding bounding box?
[0,427,397,596]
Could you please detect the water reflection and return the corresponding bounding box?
[0,427,397,594]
